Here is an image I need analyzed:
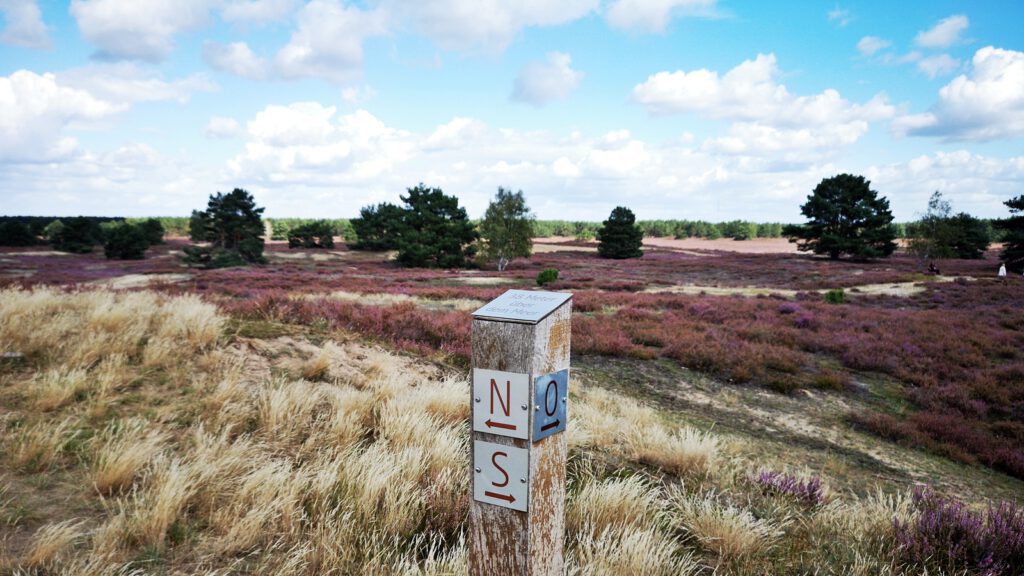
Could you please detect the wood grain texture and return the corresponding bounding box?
[469,300,571,576]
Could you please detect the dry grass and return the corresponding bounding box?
[21,518,87,569]
[91,419,167,495]
[0,286,956,574]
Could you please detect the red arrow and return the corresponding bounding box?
[484,491,516,503]
[540,419,561,432]
[485,419,517,431]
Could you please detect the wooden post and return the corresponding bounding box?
[469,290,572,575]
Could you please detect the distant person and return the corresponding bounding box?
[998,263,1007,280]
[928,262,940,275]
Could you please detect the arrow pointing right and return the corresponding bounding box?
[484,491,516,503]
[540,419,561,432]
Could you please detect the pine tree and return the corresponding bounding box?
[998,195,1024,273]
[394,184,478,268]
[784,174,897,260]
[597,206,644,259]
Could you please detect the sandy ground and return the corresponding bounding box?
[88,273,194,289]
[534,236,801,254]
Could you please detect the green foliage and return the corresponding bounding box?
[536,268,559,286]
[182,245,247,269]
[189,188,265,264]
[998,195,1024,273]
[394,184,478,268]
[270,220,291,241]
[0,221,37,246]
[785,174,897,260]
[139,218,165,245]
[350,203,405,250]
[908,192,991,260]
[597,206,644,259]
[288,220,335,249]
[824,288,846,304]
[103,222,150,260]
[479,187,534,271]
[50,217,104,254]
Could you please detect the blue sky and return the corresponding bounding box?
[1,1,1022,221]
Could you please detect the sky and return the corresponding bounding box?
[1,1,1023,222]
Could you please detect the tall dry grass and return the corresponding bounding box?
[0,287,935,574]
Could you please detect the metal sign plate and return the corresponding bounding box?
[474,440,529,512]
[533,369,568,443]
[473,368,530,439]
[472,290,572,324]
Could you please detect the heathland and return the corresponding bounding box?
[1,236,1023,574]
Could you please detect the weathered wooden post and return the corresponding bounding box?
[469,289,572,575]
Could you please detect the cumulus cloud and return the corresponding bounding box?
[512,52,583,107]
[378,0,598,52]
[0,0,50,49]
[606,0,716,33]
[857,36,890,57]
[631,53,894,125]
[0,70,123,162]
[914,14,969,49]
[274,0,386,83]
[203,41,270,80]
[917,54,960,78]
[205,116,242,139]
[221,0,299,24]
[70,0,215,61]
[894,47,1024,142]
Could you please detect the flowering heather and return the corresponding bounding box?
[895,486,1024,575]
[754,470,824,506]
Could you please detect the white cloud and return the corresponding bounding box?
[894,47,1024,142]
[0,70,123,162]
[203,41,270,80]
[423,117,489,151]
[827,7,851,27]
[917,54,960,79]
[0,0,50,49]
[221,0,299,24]
[512,52,583,107]
[273,0,386,83]
[631,53,894,126]
[606,0,716,33]
[56,63,216,104]
[914,14,968,49]
[377,0,598,52]
[866,150,1024,218]
[341,84,377,104]
[205,116,242,139]
[857,36,890,57]
[70,0,215,61]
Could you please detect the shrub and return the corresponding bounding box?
[182,245,247,269]
[0,220,37,246]
[537,268,559,286]
[824,288,845,304]
[754,470,824,506]
[104,222,150,260]
[50,217,103,254]
[288,220,335,249]
[139,218,165,245]
[895,486,1024,575]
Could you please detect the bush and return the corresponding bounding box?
[537,268,559,286]
[182,245,247,269]
[288,220,335,249]
[50,217,103,254]
[139,218,165,245]
[0,221,37,246]
[824,288,845,305]
[103,223,150,260]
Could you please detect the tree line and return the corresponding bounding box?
[3,174,1022,272]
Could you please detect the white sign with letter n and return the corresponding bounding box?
[472,368,530,440]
